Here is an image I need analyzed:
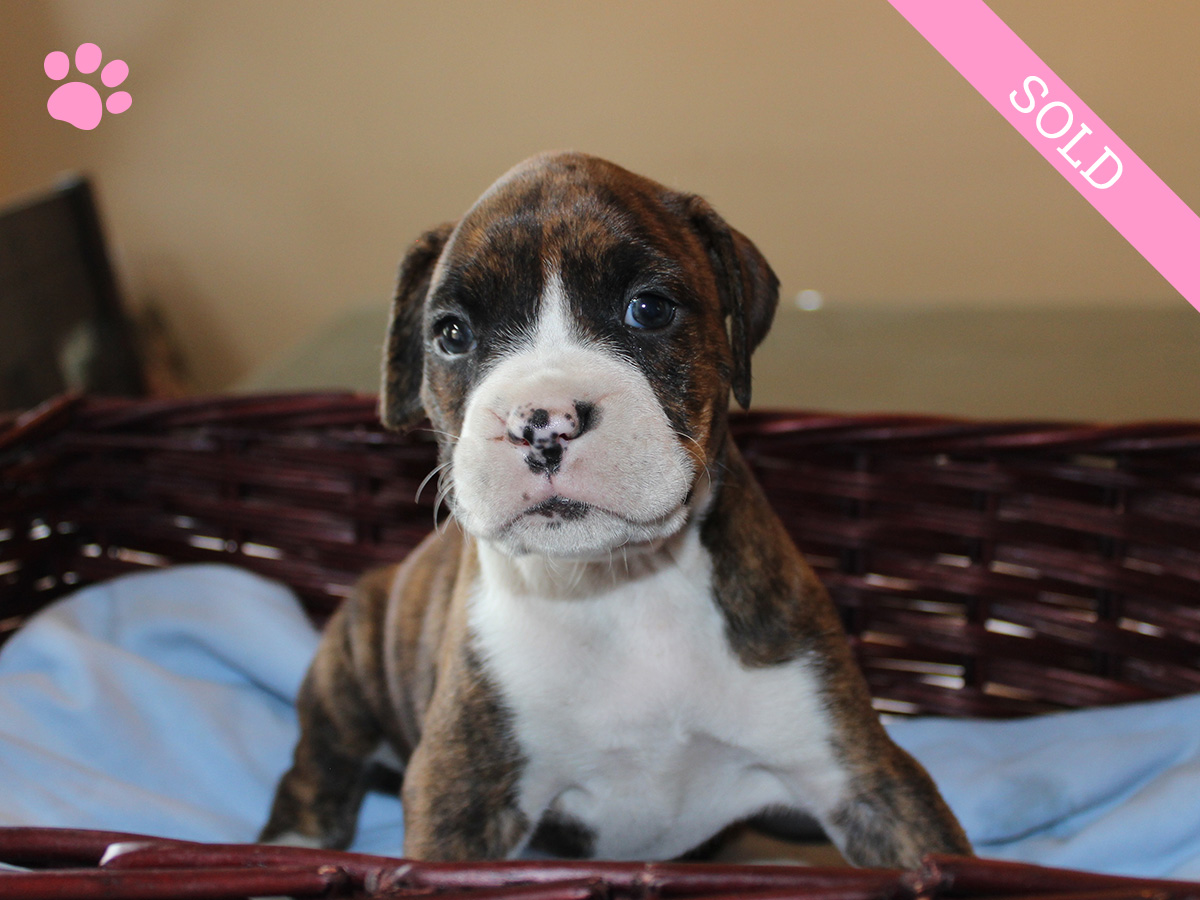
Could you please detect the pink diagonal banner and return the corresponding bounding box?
[888,0,1200,312]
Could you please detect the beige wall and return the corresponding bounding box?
[2,1,1197,391]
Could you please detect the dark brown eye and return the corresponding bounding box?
[435,316,474,355]
[624,294,676,330]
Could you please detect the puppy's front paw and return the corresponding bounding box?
[259,830,325,849]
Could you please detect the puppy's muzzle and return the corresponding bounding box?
[506,400,597,476]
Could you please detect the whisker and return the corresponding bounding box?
[417,425,460,445]
[620,544,631,577]
[415,460,452,504]
[432,465,454,534]
[570,560,587,594]
[675,431,713,489]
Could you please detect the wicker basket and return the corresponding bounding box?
[5,391,1200,717]
[4,828,1200,900]
[2,392,1200,897]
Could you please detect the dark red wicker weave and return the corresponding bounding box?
[3,392,1200,897]
[4,392,1199,718]
[3,827,1200,900]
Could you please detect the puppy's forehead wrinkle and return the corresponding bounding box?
[446,175,698,345]
[462,177,547,235]
[471,165,679,265]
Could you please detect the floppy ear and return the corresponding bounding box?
[379,222,455,430]
[685,197,780,409]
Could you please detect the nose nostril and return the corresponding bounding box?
[504,400,599,467]
[574,401,597,438]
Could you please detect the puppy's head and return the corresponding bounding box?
[382,152,778,559]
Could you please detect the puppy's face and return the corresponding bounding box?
[383,153,778,559]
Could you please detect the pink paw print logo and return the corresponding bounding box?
[44,43,132,131]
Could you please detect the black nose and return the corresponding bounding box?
[505,401,596,475]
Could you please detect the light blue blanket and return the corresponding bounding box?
[1,565,1197,877]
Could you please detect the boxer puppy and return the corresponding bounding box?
[261,152,971,866]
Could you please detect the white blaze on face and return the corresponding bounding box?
[451,270,694,558]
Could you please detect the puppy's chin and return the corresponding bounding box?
[467,498,692,560]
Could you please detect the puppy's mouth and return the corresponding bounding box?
[499,495,600,532]
[525,496,592,521]
[496,492,691,539]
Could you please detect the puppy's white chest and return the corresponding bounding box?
[469,535,842,860]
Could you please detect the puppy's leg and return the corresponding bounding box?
[818,739,972,868]
[260,607,384,849]
[399,663,531,860]
[784,650,972,868]
[822,637,973,866]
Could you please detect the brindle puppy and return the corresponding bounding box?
[261,152,971,865]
